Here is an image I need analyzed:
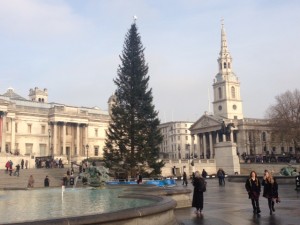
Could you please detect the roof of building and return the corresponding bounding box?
[2,88,27,101]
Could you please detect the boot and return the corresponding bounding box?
[253,208,256,214]
[256,207,261,214]
[271,201,275,212]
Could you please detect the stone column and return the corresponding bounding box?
[76,124,80,156]
[196,134,201,159]
[1,112,7,152]
[203,133,207,159]
[209,132,213,158]
[216,132,219,143]
[223,134,226,142]
[11,118,16,153]
[62,122,66,155]
[230,131,234,143]
[53,122,57,156]
[191,135,195,158]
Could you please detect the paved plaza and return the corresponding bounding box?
[174,178,300,225]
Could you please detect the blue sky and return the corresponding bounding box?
[0,0,299,122]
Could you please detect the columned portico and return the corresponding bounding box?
[0,111,7,152]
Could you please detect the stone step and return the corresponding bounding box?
[0,168,82,189]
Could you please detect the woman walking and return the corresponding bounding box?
[192,171,206,216]
[262,170,278,215]
[245,171,261,214]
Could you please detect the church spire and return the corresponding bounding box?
[213,20,244,120]
[218,19,233,74]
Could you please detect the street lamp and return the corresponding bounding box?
[86,144,89,161]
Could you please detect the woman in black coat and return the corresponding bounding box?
[262,170,278,215]
[192,171,206,216]
[245,171,261,214]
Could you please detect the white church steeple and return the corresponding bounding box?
[212,21,243,120]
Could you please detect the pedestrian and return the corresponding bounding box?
[295,172,300,190]
[21,159,24,169]
[262,170,279,215]
[44,175,50,187]
[5,160,10,172]
[182,171,188,186]
[202,169,208,178]
[9,163,13,176]
[137,173,143,184]
[192,171,206,216]
[217,168,225,186]
[14,164,20,176]
[245,171,261,214]
[62,174,68,186]
[25,160,28,169]
[27,175,35,188]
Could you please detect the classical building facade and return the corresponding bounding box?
[189,23,295,161]
[0,87,111,163]
[158,121,194,159]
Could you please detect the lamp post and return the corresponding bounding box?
[86,144,89,161]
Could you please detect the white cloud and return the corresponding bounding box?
[0,0,91,40]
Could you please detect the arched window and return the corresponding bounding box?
[218,87,222,99]
[223,62,227,69]
[231,86,236,98]
[220,63,222,70]
[228,63,231,69]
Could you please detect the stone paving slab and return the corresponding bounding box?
[174,178,300,225]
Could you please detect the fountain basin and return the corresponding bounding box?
[0,187,177,225]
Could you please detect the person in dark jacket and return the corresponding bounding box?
[262,170,279,215]
[245,171,261,214]
[182,172,188,186]
[192,171,206,216]
[44,175,50,187]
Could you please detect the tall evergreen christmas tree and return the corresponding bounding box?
[103,21,164,177]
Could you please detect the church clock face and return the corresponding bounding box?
[218,105,222,111]
[233,104,237,110]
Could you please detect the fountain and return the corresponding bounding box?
[80,165,110,187]
[0,186,177,225]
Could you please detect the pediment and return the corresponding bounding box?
[190,114,222,131]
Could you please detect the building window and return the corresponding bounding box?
[41,125,46,134]
[186,136,188,140]
[25,143,33,155]
[27,124,32,134]
[224,62,227,69]
[94,146,99,156]
[231,86,236,98]
[262,132,266,142]
[218,87,222,99]
[178,136,180,141]
[95,129,98,137]
[6,122,9,132]
[228,62,231,69]
[15,123,18,133]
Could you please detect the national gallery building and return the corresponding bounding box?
[0,87,111,163]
